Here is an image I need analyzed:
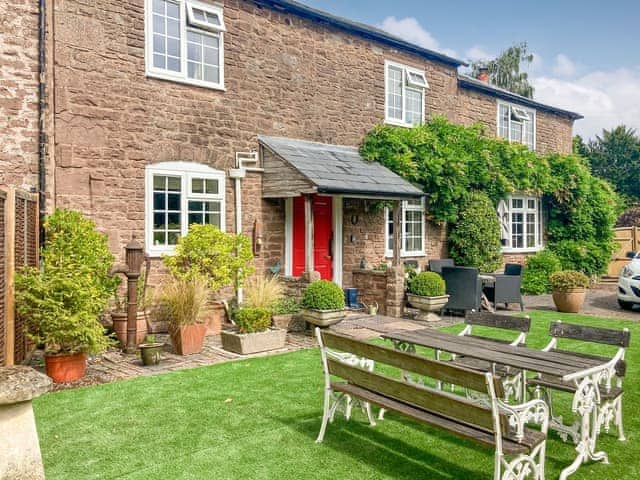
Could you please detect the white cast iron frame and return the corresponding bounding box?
[318,329,550,480]
[315,328,376,444]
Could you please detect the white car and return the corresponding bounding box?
[618,251,640,310]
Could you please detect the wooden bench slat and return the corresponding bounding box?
[321,331,490,394]
[528,376,623,400]
[550,322,630,347]
[466,312,531,332]
[327,359,496,433]
[332,382,546,455]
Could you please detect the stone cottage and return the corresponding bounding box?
[1,0,582,298]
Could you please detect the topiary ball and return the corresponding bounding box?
[301,280,346,310]
[409,271,446,297]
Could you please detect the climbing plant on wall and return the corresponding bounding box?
[361,117,620,275]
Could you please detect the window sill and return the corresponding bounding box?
[384,119,417,129]
[385,251,426,259]
[501,246,544,254]
[145,70,226,92]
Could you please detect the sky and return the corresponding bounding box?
[301,0,640,140]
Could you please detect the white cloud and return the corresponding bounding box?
[465,45,492,62]
[524,52,544,75]
[553,54,578,77]
[532,68,640,139]
[379,16,457,57]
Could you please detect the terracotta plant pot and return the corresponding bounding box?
[44,352,87,383]
[200,301,227,335]
[111,311,148,347]
[170,323,207,355]
[552,288,586,313]
[139,342,164,366]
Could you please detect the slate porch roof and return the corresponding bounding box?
[258,135,424,199]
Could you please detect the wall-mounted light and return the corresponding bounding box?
[351,215,359,225]
[350,234,356,243]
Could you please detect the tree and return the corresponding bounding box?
[573,135,588,157]
[470,42,534,98]
[586,126,640,200]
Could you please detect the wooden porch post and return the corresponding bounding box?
[5,186,16,366]
[304,194,314,273]
[392,200,401,267]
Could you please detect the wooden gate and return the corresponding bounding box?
[608,227,640,277]
[0,186,39,366]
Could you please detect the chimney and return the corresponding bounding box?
[477,66,489,83]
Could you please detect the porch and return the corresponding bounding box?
[259,135,426,302]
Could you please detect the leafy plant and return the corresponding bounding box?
[448,192,502,273]
[271,298,301,315]
[548,240,613,278]
[408,272,446,297]
[235,307,272,334]
[361,117,620,275]
[144,335,156,344]
[15,209,118,355]
[243,275,284,310]
[521,250,562,295]
[549,270,590,291]
[373,263,389,272]
[301,280,345,311]
[159,277,208,329]
[163,224,254,294]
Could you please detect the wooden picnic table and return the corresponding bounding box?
[382,328,614,480]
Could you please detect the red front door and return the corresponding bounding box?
[292,195,333,280]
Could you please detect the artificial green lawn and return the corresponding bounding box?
[35,311,639,479]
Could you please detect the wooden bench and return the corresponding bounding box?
[447,312,531,401]
[316,328,550,480]
[527,321,629,443]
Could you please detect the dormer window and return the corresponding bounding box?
[385,61,428,127]
[498,102,535,150]
[145,0,225,90]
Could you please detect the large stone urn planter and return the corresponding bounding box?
[407,294,450,322]
[221,328,287,355]
[301,309,346,327]
[552,288,586,313]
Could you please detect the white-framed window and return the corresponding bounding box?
[385,61,428,127]
[385,198,425,257]
[145,161,225,256]
[499,195,543,253]
[497,101,536,150]
[145,0,225,90]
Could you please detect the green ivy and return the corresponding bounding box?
[361,117,620,275]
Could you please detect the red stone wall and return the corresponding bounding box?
[0,0,40,188]
[44,0,573,284]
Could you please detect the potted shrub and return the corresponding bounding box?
[15,209,118,383]
[221,307,287,355]
[550,270,590,313]
[301,280,346,327]
[163,224,254,335]
[406,271,449,322]
[159,277,208,355]
[271,298,302,331]
[139,335,164,366]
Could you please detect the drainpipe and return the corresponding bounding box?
[37,0,47,238]
[229,164,246,305]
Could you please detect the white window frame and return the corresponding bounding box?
[501,194,543,254]
[497,101,536,150]
[384,60,428,127]
[145,161,226,257]
[144,0,226,90]
[384,198,426,258]
[186,0,226,32]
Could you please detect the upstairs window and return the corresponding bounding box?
[498,102,535,150]
[146,0,225,89]
[145,162,225,256]
[385,61,428,127]
[385,199,425,257]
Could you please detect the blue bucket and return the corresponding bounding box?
[344,288,358,308]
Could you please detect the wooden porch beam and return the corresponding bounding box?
[5,186,15,366]
[392,200,401,267]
